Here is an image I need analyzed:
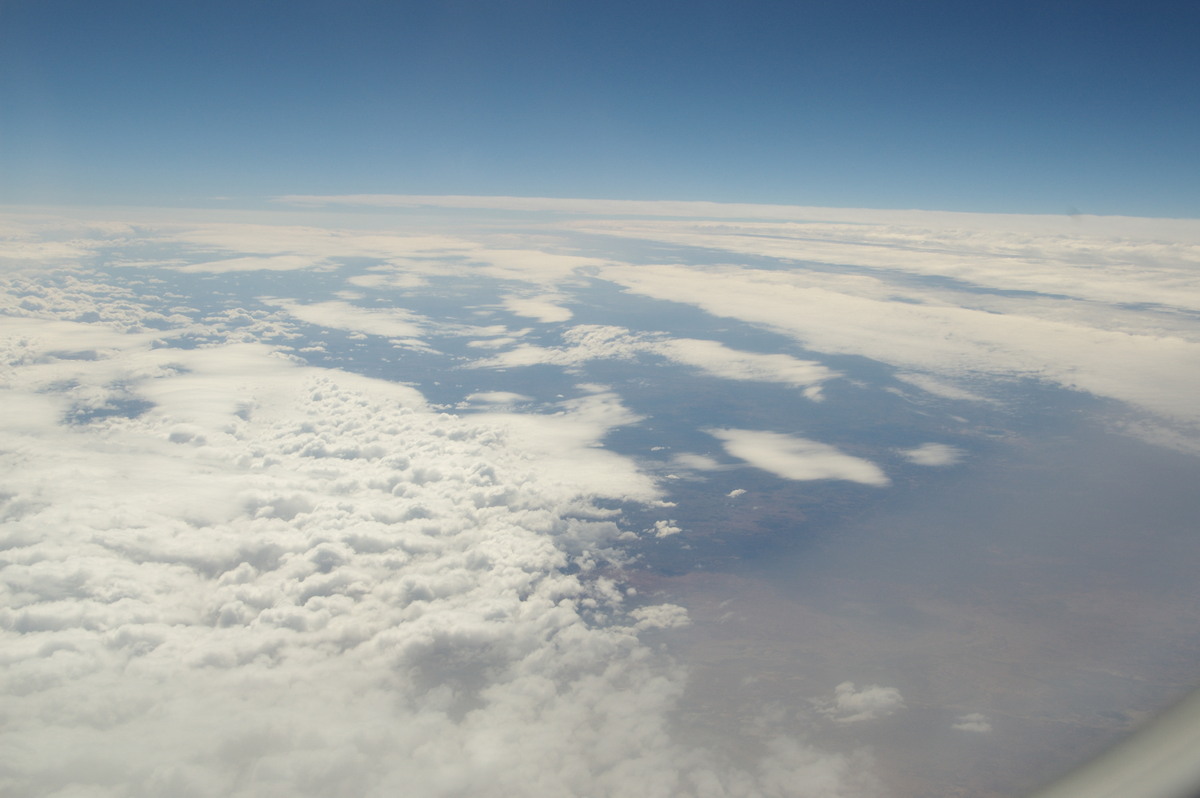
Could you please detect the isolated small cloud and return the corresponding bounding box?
[266,298,429,344]
[649,519,682,538]
[727,488,746,498]
[502,294,574,323]
[901,442,964,466]
[175,254,327,273]
[952,713,992,732]
[655,337,836,393]
[672,453,723,471]
[463,390,534,405]
[821,681,906,723]
[709,428,890,487]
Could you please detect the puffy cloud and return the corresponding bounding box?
[0,266,880,796]
[34,203,1194,796]
[649,520,683,538]
[709,429,890,487]
[821,682,906,723]
[900,443,964,467]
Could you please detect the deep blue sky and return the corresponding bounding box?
[2,0,1198,216]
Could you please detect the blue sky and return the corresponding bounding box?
[2,0,1198,216]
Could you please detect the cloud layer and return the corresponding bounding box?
[0,232,882,797]
[5,198,1200,798]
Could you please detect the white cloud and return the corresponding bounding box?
[469,389,660,504]
[471,324,837,395]
[347,271,429,289]
[174,254,329,273]
[0,257,878,798]
[470,325,641,369]
[709,429,890,487]
[821,682,906,723]
[273,194,1200,242]
[672,453,724,471]
[570,215,1200,315]
[631,603,690,629]
[894,372,989,402]
[727,488,747,498]
[462,391,534,405]
[952,713,993,733]
[656,337,836,396]
[901,443,964,466]
[601,262,1200,440]
[265,298,431,349]
[10,199,1200,797]
[501,294,574,323]
[650,520,683,538]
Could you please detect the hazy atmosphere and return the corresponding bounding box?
[2,3,1199,798]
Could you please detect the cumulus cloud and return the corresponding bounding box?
[709,429,890,487]
[0,237,881,798]
[0,348,857,797]
[12,197,1200,797]
[821,682,906,723]
[650,520,683,538]
[901,443,964,466]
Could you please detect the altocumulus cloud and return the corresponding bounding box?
[0,223,883,798]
